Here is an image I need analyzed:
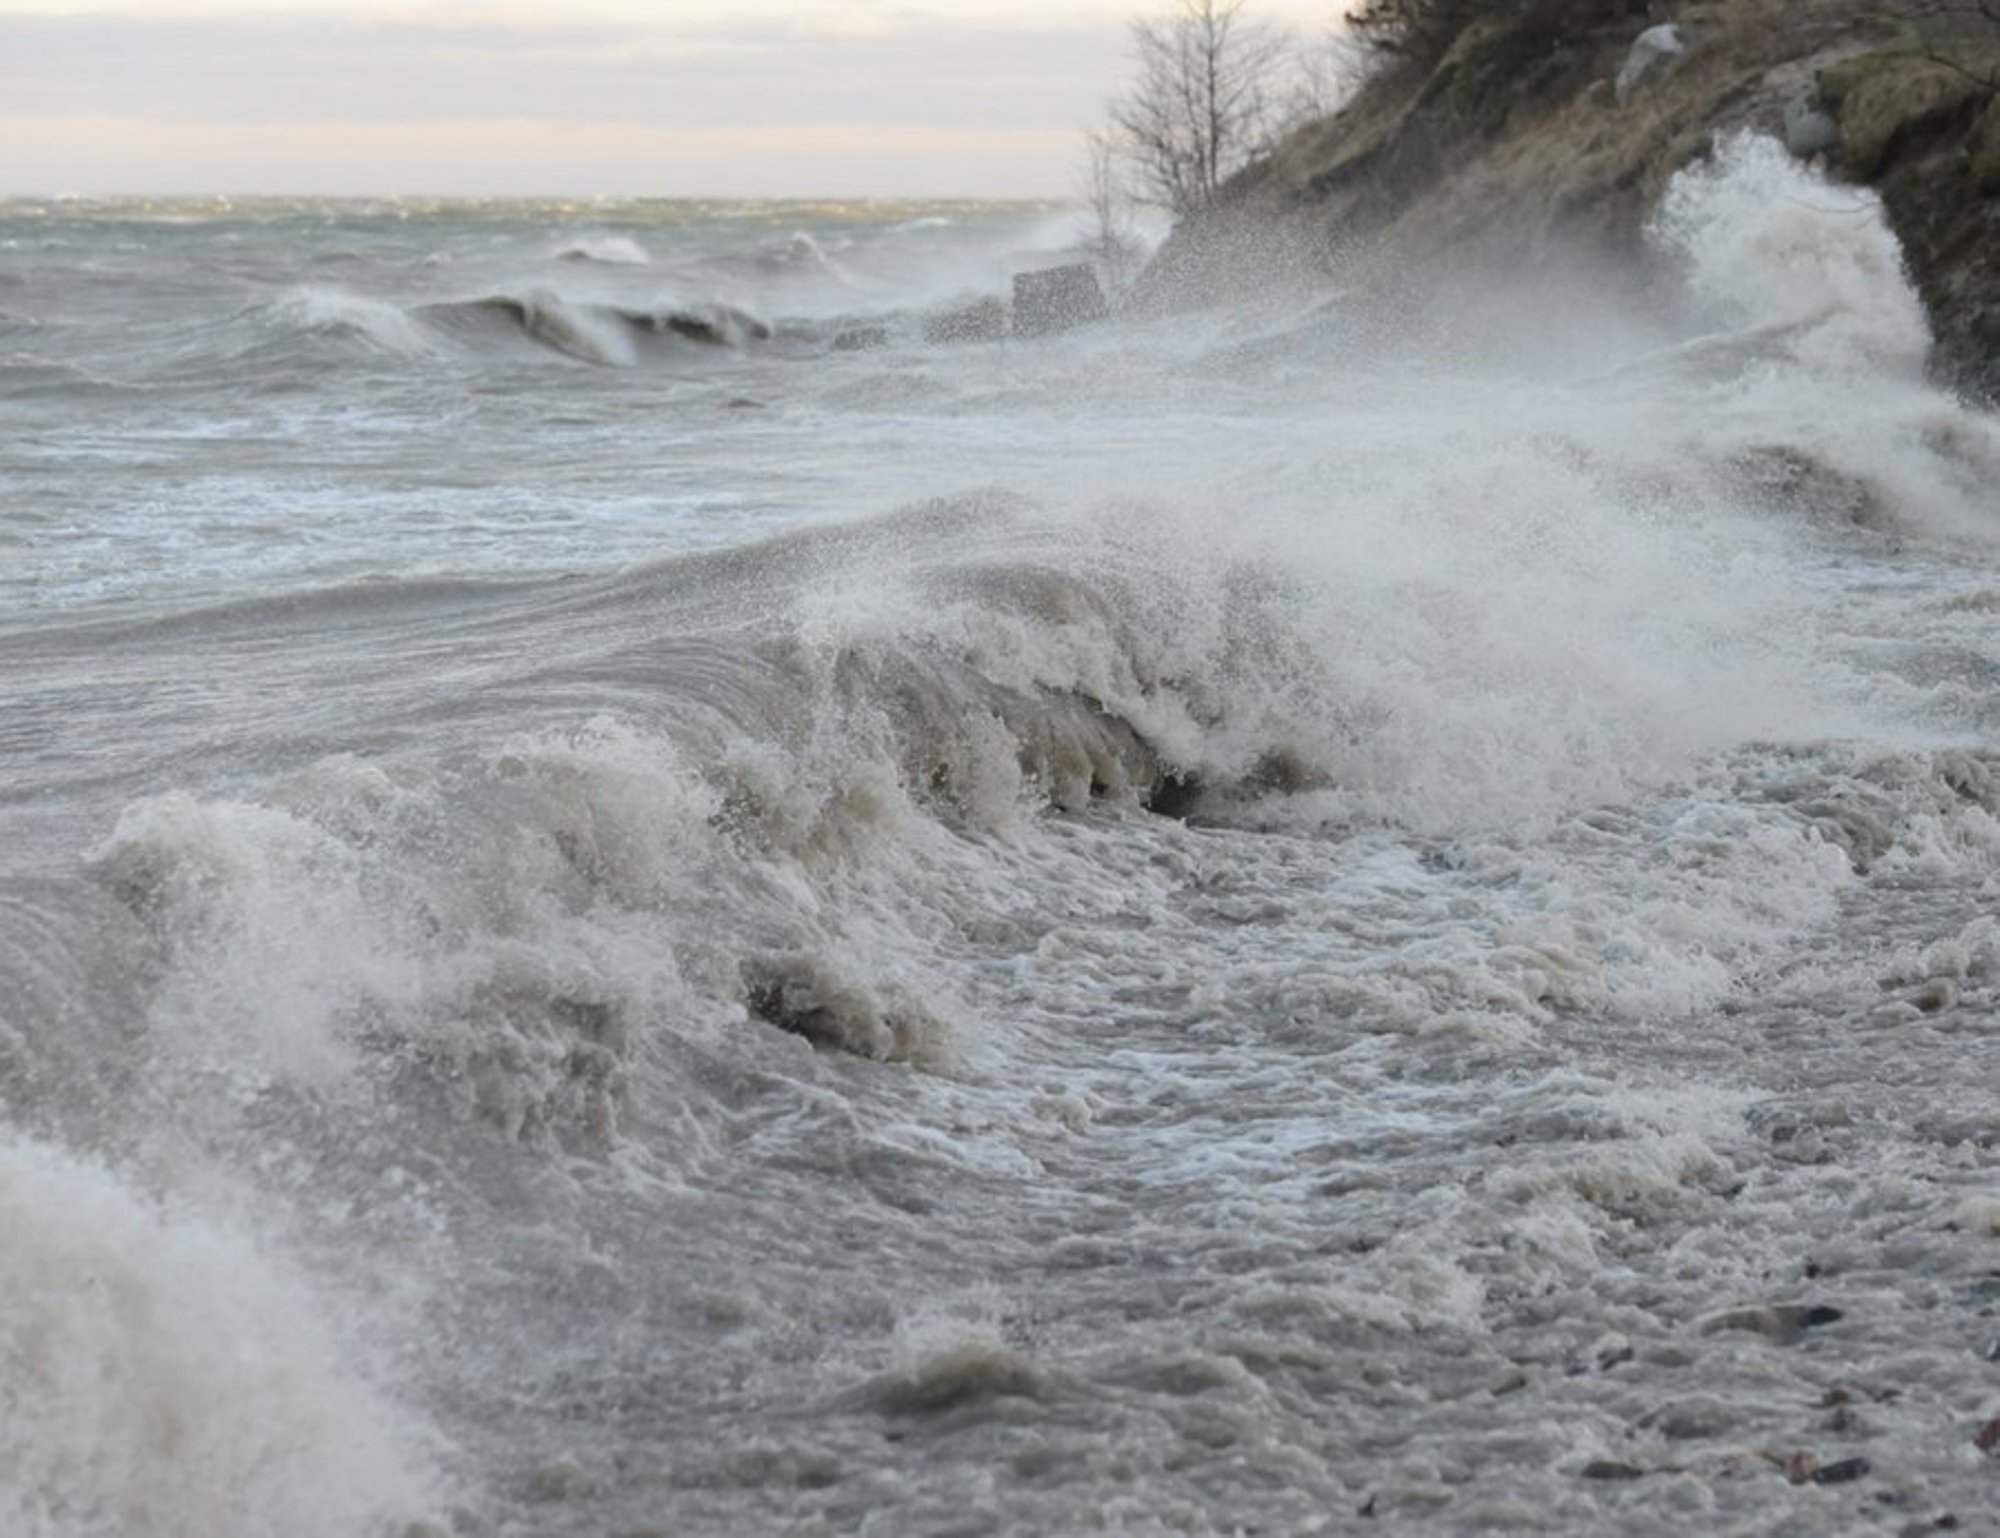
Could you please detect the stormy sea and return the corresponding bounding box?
[3,135,1998,1536]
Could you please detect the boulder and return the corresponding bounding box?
[830,325,890,352]
[1972,95,2000,194]
[1011,263,1110,337]
[921,296,1007,345]
[1822,49,1989,178]
[1784,97,1840,158]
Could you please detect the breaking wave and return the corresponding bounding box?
[417,291,774,365]
[243,285,776,367]
[555,234,652,266]
[0,1137,434,1538]
[263,285,441,358]
[8,142,2000,1537]
[1649,132,1931,378]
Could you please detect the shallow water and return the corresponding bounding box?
[3,140,1999,1536]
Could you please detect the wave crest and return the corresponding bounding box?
[420,290,772,365]
[0,1138,435,1538]
[1650,132,1931,377]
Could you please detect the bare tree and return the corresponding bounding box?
[1079,129,1145,297]
[1108,0,1294,218]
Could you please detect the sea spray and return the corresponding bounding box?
[1651,131,1931,378]
[0,1139,435,1538]
[1,154,1998,1536]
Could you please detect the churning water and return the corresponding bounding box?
[3,137,1998,1536]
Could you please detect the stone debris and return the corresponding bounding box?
[1011,264,1110,338]
[921,296,1008,345]
[1785,97,1841,158]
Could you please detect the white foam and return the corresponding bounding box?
[555,233,651,266]
[94,790,414,1089]
[15,177,2000,1534]
[0,1138,435,1538]
[266,284,437,358]
[1650,132,1931,378]
[513,287,635,366]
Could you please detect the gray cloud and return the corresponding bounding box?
[0,12,1129,132]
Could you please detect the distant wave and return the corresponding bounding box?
[264,285,440,357]
[724,230,857,291]
[244,284,773,368]
[760,232,841,271]
[555,234,652,266]
[0,352,134,399]
[418,290,773,365]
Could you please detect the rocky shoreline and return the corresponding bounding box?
[1141,0,2000,399]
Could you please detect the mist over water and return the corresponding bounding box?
[4,143,1999,1535]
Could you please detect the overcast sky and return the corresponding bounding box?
[0,0,1333,198]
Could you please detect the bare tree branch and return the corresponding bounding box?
[1078,129,1145,296]
[1105,0,1300,219]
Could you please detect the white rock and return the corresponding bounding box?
[1952,1194,2000,1235]
[1784,97,1840,157]
[1616,23,1686,106]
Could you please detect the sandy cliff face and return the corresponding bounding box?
[1143,0,2000,396]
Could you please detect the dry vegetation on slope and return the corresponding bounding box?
[1142,0,2000,394]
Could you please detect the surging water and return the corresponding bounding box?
[3,140,1999,1536]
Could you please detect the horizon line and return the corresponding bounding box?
[0,189,1083,205]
